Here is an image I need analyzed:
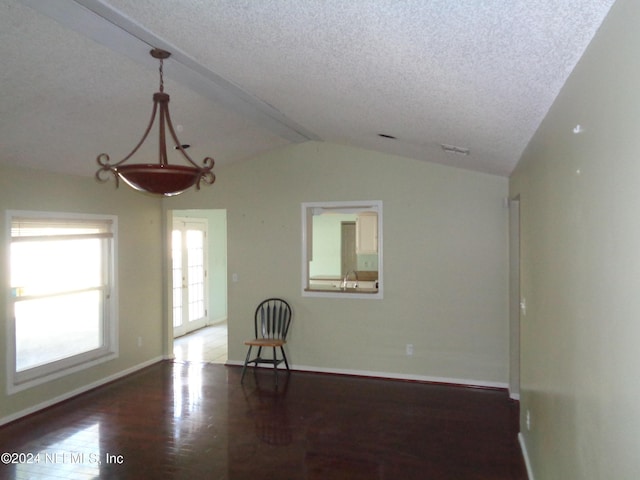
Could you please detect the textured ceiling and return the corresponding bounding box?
[0,0,616,178]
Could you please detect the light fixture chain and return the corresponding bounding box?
[159,57,164,93]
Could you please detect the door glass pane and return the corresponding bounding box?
[186,230,205,321]
[172,230,183,328]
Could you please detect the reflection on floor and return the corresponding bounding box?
[173,322,227,364]
[0,362,527,479]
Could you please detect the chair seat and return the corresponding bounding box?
[244,338,286,348]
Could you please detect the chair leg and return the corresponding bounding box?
[273,346,278,385]
[241,346,253,383]
[281,346,290,371]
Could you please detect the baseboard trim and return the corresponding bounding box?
[207,316,227,326]
[518,432,534,480]
[225,360,508,390]
[0,356,164,427]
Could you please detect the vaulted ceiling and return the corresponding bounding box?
[0,0,615,178]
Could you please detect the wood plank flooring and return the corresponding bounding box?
[0,362,527,479]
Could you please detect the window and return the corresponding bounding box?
[301,201,383,299]
[7,211,118,392]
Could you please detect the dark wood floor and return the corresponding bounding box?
[0,361,527,479]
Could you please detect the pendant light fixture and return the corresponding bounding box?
[95,48,215,196]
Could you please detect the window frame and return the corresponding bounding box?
[301,200,383,299]
[6,210,118,394]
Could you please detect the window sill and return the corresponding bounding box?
[9,350,118,395]
[305,286,378,294]
[302,286,382,299]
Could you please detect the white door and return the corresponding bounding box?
[172,218,208,338]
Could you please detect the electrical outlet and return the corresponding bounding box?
[137,336,143,347]
[406,344,414,356]
[526,410,531,431]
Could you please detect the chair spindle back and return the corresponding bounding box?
[255,298,291,341]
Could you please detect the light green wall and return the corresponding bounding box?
[0,165,164,422]
[310,213,355,276]
[510,0,640,477]
[166,141,509,385]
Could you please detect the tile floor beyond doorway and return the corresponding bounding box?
[173,322,227,364]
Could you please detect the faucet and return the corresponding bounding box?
[342,270,358,290]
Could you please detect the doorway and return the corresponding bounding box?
[171,209,228,363]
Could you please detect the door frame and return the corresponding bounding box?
[163,209,228,361]
[341,221,357,276]
[508,196,521,400]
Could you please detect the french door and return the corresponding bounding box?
[172,218,208,338]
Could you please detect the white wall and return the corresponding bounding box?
[0,165,164,423]
[166,141,509,385]
[510,0,640,477]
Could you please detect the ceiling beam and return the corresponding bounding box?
[20,0,320,144]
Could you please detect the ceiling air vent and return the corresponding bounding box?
[441,144,470,155]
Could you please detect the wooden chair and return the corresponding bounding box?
[241,298,292,385]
